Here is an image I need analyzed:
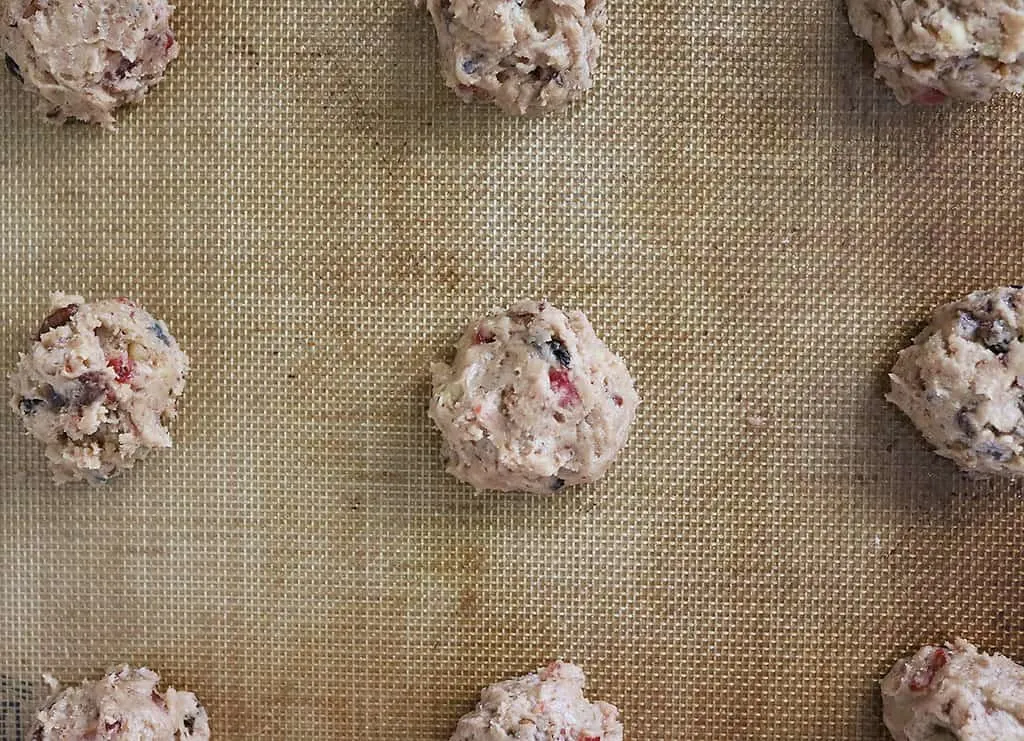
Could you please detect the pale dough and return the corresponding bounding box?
[429,300,639,493]
[882,639,1024,740]
[848,0,1024,104]
[2,0,178,128]
[888,287,1024,476]
[451,661,622,741]
[414,0,606,115]
[31,665,209,741]
[9,293,189,484]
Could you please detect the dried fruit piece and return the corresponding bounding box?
[548,368,581,408]
[77,372,109,406]
[547,338,572,368]
[150,321,172,346]
[36,304,78,338]
[908,647,948,691]
[108,354,135,384]
[18,397,43,415]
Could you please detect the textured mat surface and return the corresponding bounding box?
[3,0,1024,739]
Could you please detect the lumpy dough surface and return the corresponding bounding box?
[2,0,178,128]
[9,293,189,484]
[887,287,1024,477]
[414,0,606,115]
[848,0,1024,104]
[429,300,638,494]
[32,665,210,741]
[451,661,622,741]
[882,639,1024,740]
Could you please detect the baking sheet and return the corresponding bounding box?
[4,0,1024,738]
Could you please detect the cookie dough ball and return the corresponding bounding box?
[429,300,639,493]
[32,665,210,740]
[414,0,607,115]
[887,287,1024,477]
[2,0,179,128]
[9,293,189,484]
[451,661,622,741]
[882,639,1024,740]
[848,0,1024,104]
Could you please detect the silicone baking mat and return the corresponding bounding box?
[3,0,1024,738]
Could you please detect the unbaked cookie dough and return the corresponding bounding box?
[414,0,607,115]
[848,0,1024,104]
[429,300,639,493]
[888,286,1024,477]
[451,661,622,741]
[9,293,189,484]
[2,0,179,128]
[31,665,210,740]
[882,639,1024,740]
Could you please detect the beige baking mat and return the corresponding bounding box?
[3,0,1024,738]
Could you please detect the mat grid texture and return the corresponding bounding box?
[3,0,1024,739]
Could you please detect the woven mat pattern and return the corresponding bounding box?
[3,0,1024,738]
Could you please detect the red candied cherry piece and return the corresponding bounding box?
[914,88,947,105]
[579,735,602,741]
[548,368,581,408]
[909,647,949,691]
[473,326,495,344]
[108,354,135,383]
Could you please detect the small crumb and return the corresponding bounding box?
[747,415,768,428]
